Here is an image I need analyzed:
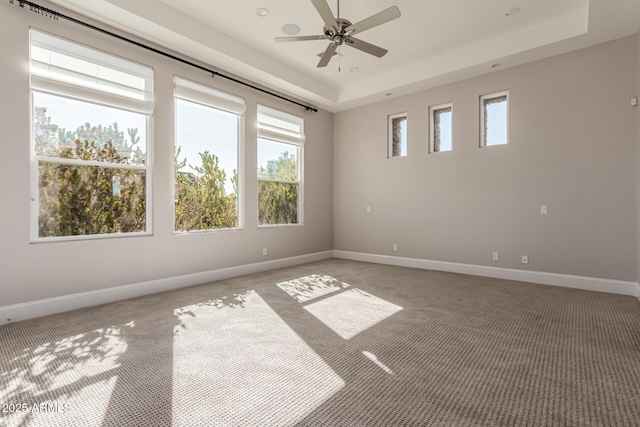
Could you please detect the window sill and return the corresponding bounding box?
[257,223,303,229]
[30,230,152,244]
[175,227,244,236]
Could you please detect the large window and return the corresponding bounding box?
[174,77,245,232]
[429,103,452,153]
[257,105,304,226]
[30,29,153,241]
[480,91,509,147]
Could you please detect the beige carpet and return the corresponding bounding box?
[1,259,640,427]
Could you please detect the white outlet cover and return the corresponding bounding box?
[492,252,499,261]
[540,205,548,215]
[522,255,529,264]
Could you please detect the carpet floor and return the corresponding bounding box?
[1,259,640,427]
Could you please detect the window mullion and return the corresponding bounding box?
[35,155,146,171]
[257,177,299,185]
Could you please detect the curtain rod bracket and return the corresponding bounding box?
[10,0,59,19]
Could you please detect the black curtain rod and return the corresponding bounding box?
[8,0,319,112]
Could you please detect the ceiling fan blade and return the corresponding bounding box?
[311,0,338,31]
[275,35,327,42]
[345,6,401,35]
[345,37,388,58]
[317,43,337,68]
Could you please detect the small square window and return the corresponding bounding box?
[480,91,509,147]
[429,103,453,153]
[388,112,407,158]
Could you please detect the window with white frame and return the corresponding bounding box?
[388,112,407,158]
[257,105,304,226]
[174,77,244,232]
[430,103,453,153]
[30,29,153,240]
[480,91,508,147]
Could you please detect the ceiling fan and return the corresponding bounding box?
[275,0,401,68]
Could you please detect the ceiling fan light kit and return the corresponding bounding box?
[275,0,401,68]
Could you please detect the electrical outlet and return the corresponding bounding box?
[521,255,528,264]
[263,248,267,256]
[366,206,371,213]
[540,205,548,215]
[492,252,499,261]
[393,244,398,252]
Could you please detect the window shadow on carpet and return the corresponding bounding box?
[2,259,640,427]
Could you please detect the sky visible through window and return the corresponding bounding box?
[257,138,298,180]
[486,101,507,146]
[439,110,452,151]
[34,92,147,157]
[37,94,300,196]
[175,99,238,194]
[400,119,407,156]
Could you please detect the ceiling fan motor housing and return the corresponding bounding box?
[274,0,401,67]
[324,18,353,45]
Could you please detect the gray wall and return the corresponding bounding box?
[334,36,638,283]
[0,2,333,306]
[637,31,640,287]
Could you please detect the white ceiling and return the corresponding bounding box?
[49,0,640,112]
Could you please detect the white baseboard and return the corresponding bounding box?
[0,250,333,325]
[3,250,637,326]
[333,250,639,297]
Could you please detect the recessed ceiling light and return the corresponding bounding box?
[255,7,270,17]
[349,66,359,72]
[505,7,521,17]
[282,24,301,35]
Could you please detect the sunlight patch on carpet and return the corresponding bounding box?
[362,351,395,375]
[172,290,344,427]
[0,324,131,427]
[277,274,350,303]
[304,289,403,339]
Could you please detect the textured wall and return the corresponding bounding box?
[0,2,333,305]
[334,36,638,282]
